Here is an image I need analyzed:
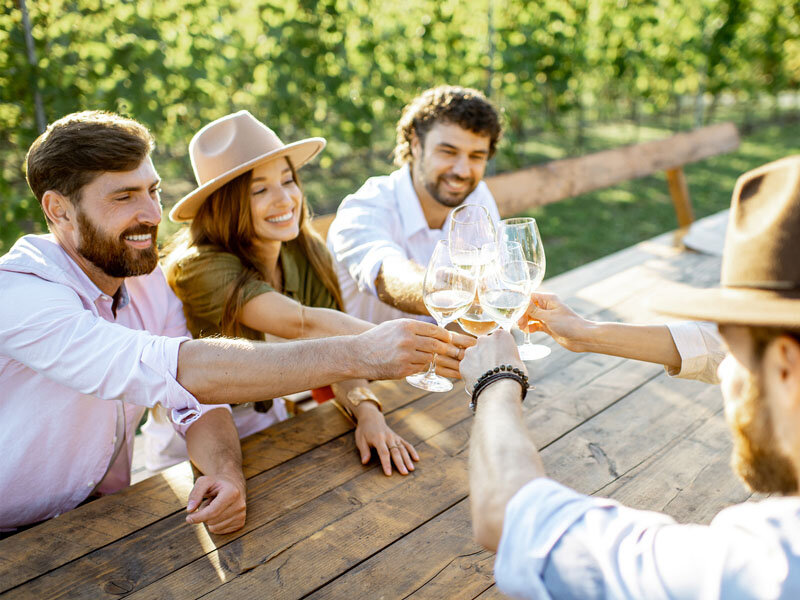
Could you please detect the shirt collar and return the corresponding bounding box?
[396,164,434,238]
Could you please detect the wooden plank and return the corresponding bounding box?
[0,381,430,593]
[665,167,695,228]
[307,500,495,600]
[597,405,764,524]
[129,421,475,600]
[541,375,722,495]
[485,123,739,217]
[0,389,474,599]
[473,585,510,599]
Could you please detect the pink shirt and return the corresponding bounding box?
[0,235,228,529]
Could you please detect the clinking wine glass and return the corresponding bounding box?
[498,217,551,361]
[406,240,478,392]
[478,241,531,334]
[448,204,496,267]
[449,205,499,337]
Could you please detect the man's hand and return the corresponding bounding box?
[461,330,527,391]
[518,292,593,353]
[185,471,247,534]
[354,319,467,380]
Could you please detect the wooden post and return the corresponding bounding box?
[665,167,694,228]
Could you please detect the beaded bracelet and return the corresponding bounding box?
[469,365,528,413]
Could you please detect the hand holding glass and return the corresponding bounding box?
[498,218,550,360]
[406,240,478,392]
[478,242,531,332]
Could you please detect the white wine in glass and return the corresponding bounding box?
[498,217,551,360]
[478,242,531,331]
[406,240,477,392]
[457,298,499,336]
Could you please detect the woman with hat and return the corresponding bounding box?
[142,110,432,477]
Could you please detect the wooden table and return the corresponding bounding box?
[1,211,751,599]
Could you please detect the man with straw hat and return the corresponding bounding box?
[0,111,463,534]
[462,156,800,598]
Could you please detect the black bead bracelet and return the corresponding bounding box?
[469,364,528,413]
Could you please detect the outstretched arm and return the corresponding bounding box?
[176,318,461,404]
[462,331,545,551]
[520,292,681,370]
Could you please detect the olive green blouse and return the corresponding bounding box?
[170,239,338,341]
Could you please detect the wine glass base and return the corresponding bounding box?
[519,343,551,361]
[405,372,453,392]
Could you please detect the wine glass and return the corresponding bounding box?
[406,240,478,392]
[478,241,531,333]
[498,218,551,361]
[449,204,496,266]
[449,205,498,337]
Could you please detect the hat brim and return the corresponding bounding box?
[169,137,326,223]
[651,284,800,328]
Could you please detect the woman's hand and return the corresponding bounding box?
[353,403,419,476]
[518,292,594,353]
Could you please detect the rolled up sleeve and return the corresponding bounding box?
[665,321,726,384]
[0,272,203,426]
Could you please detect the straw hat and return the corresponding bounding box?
[653,155,800,327]
[169,110,325,222]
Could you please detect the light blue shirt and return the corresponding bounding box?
[495,478,800,599]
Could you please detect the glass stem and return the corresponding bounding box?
[523,329,532,346]
[424,355,437,378]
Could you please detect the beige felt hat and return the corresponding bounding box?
[652,155,800,327]
[169,110,325,222]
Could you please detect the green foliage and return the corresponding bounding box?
[1,0,798,260]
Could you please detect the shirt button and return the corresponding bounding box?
[87,481,94,487]
[112,436,117,444]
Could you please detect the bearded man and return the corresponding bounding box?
[328,85,502,324]
[461,155,800,598]
[0,111,466,534]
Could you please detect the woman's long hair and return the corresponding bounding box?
[164,160,343,337]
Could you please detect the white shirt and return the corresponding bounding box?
[665,321,726,384]
[327,164,501,324]
[495,478,800,599]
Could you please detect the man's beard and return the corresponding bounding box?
[77,211,159,278]
[727,370,798,494]
[416,163,478,208]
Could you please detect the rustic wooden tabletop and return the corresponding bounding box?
[1,210,751,599]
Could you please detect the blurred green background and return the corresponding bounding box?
[2,0,799,275]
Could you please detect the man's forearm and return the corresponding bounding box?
[177,336,362,404]
[578,322,681,369]
[375,257,428,315]
[185,408,243,478]
[470,380,545,551]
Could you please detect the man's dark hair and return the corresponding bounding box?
[393,85,502,166]
[25,111,154,219]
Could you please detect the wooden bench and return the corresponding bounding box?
[312,122,740,238]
